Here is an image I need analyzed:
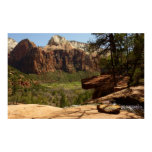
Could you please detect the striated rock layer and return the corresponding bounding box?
[8,35,100,74]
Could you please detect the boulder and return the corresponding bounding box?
[97,104,121,114]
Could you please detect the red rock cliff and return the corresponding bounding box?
[8,36,100,74]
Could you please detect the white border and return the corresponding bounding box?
[0,0,152,152]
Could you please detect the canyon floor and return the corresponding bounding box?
[8,104,143,119]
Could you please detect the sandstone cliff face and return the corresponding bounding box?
[70,41,88,51]
[70,40,110,57]
[47,35,88,51]
[8,36,100,74]
[8,38,18,54]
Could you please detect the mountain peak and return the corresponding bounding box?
[8,38,18,54]
[8,37,100,74]
[19,39,36,47]
[48,35,68,46]
[47,35,73,51]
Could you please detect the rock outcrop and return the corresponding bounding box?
[8,104,143,119]
[87,85,144,106]
[46,35,74,51]
[81,75,113,89]
[81,75,129,99]
[8,36,100,74]
[97,104,121,114]
[8,38,18,54]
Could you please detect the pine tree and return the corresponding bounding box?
[89,33,144,87]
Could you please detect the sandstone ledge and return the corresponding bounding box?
[87,85,144,106]
[8,104,143,119]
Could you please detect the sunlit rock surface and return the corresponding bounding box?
[8,38,18,54]
[8,36,100,74]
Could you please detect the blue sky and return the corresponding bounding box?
[8,33,95,46]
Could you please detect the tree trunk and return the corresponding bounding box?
[109,34,117,86]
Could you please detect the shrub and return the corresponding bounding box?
[60,92,68,108]
[132,68,143,85]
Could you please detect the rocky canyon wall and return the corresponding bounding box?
[8,35,100,74]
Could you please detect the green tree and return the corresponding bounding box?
[89,33,144,87]
[89,33,121,86]
[127,33,144,86]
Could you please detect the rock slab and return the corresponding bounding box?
[8,104,143,119]
[97,104,121,114]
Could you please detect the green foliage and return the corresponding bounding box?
[74,90,92,105]
[99,57,111,74]
[90,33,144,86]
[8,65,94,107]
[60,92,68,108]
[29,71,99,83]
[130,68,144,86]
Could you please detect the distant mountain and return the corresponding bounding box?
[70,41,88,51]
[47,35,89,51]
[8,35,100,74]
[8,38,18,54]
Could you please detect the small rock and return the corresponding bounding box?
[97,104,121,114]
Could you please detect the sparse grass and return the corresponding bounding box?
[29,71,100,83]
[41,81,81,90]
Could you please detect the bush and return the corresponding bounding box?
[132,68,143,85]
[60,92,68,108]
[74,90,92,105]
